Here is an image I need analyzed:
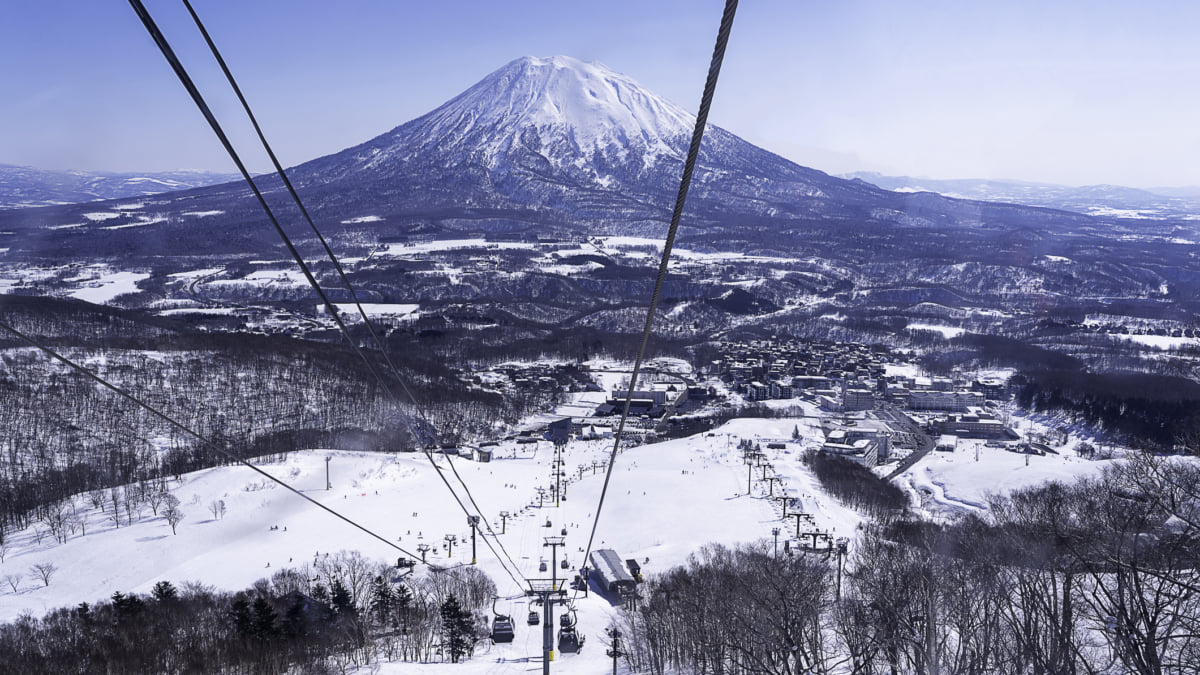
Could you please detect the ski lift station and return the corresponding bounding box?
[588,548,637,597]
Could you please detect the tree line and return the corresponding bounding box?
[618,453,1199,674]
[0,301,548,539]
[1013,369,1200,450]
[0,551,498,674]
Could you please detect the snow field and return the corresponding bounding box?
[0,381,1110,672]
[68,270,150,303]
[897,438,1114,517]
[0,417,835,673]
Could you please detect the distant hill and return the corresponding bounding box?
[0,164,239,209]
[845,171,1200,220]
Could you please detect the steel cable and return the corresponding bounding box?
[579,0,739,590]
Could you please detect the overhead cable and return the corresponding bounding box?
[179,0,527,588]
[0,317,423,562]
[580,0,740,583]
[130,0,527,589]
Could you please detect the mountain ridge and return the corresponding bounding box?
[845,171,1200,220]
[0,164,240,209]
[0,55,1125,260]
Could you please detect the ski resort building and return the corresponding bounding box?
[842,388,875,411]
[931,410,1013,439]
[820,437,880,467]
[908,390,984,412]
[589,548,637,597]
[820,416,895,466]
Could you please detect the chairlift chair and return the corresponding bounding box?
[561,558,570,570]
[539,559,548,572]
[528,609,541,625]
[557,609,584,653]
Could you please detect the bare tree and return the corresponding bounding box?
[68,511,86,538]
[40,499,70,544]
[146,485,166,516]
[30,562,57,587]
[1069,467,1200,674]
[2,574,20,593]
[208,499,226,520]
[109,488,123,529]
[163,494,185,535]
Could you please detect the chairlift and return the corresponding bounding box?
[561,527,568,536]
[561,558,570,570]
[528,609,541,625]
[539,559,548,572]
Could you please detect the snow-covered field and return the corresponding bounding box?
[897,440,1113,516]
[0,412,860,673]
[906,322,967,338]
[68,270,150,303]
[324,303,421,320]
[0,356,1114,672]
[1116,334,1200,350]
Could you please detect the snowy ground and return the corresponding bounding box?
[68,269,150,303]
[896,438,1115,517]
[0,377,1112,673]
[905,322,966,339]
[0,411,850,673]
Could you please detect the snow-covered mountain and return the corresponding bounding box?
[0,164,239,209]
[0,55,1116,260]
[282,54,894,225]
[339,55,693,179]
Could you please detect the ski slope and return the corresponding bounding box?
[0,403,1112,672]
[0,413,855,673]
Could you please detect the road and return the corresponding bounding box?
[879,405,936,480]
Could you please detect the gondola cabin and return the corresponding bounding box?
[491,615,515,643]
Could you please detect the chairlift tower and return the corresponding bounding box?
[765,475,782,497]
[499,510,510,534]
[526,579,567,675]
[554,444,564,507]
[744,456,755,495]
[835,537,849,601]
[467,515,480,565]
[605,626,626,675]
[544,535,566,591]
[444,534,457,558]
[790,511,809,538]
[774,494,791,518]
[416,543,431,563]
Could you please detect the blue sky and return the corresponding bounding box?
[3,1,1199,188]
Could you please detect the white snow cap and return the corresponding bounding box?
[406,55,695,167]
